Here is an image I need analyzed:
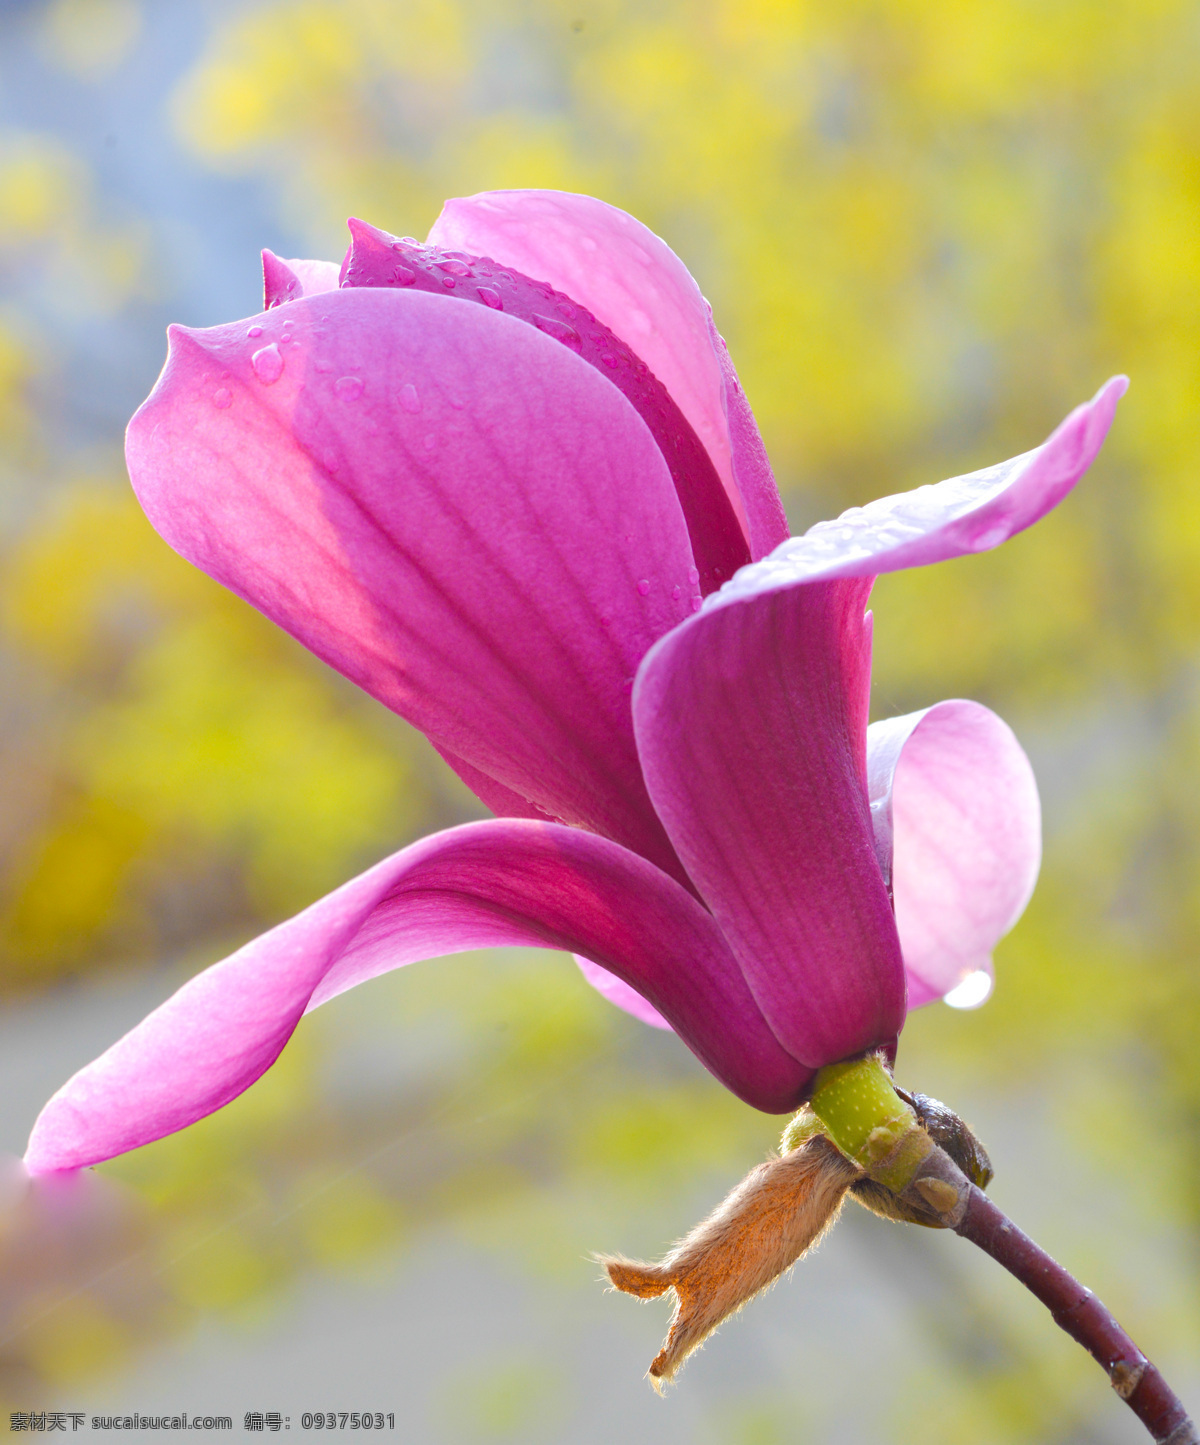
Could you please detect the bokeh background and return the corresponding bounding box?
[0,0,1197,1439]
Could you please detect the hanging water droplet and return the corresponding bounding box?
[335,375,364,401]
[251,343,284,385]
[247,325,264,338]
[477,286,503,309]
[213,387,233,409]
[637,578,651,596]
[534,315,583,351]
[400,383,421,414]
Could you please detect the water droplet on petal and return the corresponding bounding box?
[637,578,651,596]
[477,286,503,309]
[944,970,993,1009]
[671,584,682,601]
[687,566,700,585]
[534,315,583,351]
[441,275,456,289]
[600,353,618,367]
[335,375,364,401]
[438,258,472,277]
[691,596,702,612]
[247,325,263,338]
[213,387,232,409]
[392,265,417,286]
[251,343,284,384]
[400,383,421,413]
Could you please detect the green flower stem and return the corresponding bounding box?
[808,1055,933,1192]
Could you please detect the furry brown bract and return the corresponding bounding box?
[599,1135,861,1387]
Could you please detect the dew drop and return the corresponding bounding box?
[691,596,702,612]
[477,286,503,309]
[392,265,417,286]
[637,578,651,596]
[687,566,700,585]
[555,300,575,319]
[944,970,993,1009]
[534,315,583,351]
[438,258,472,277]
[441,275,456,289]
[400,383,421,414]
[247,324,263,338]
[251,343,284,385]
[213,387,233,409]
[335,375,364,401]
[671,584,682,601]
[600,353,618,368]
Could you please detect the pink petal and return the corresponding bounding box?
[126,286,699,882]
[633,577,906,1071]
[25,822,813,1172]
[715,376,1128,597]
[262,251,340,309]
[573,955,673,1030]
[338,217,749,592]
[429,190,789,560]
[867,701,1041,1007]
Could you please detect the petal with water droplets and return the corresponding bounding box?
[713,377,1126,603]
[867,701,1040,1007]
[429,190,789,560]
[126,288,701,881]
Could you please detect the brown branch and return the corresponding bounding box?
[892,1144,1198,1445]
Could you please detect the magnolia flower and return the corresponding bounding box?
[24,190,1124,1177]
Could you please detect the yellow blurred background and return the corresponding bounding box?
[0,0,1197,1439]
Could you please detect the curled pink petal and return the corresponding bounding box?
[26,822,813,1172]
[714,376,1128,599]
[633,577,905,1071]
[867,701,1041,1007]
[126,287,700,882]
[262,251,340,309]
[339,217,749,592]
[429,190,789,559]
[574,954,673,1030]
